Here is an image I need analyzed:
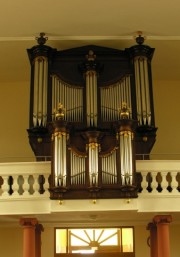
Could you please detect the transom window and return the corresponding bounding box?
[55,227,134,256]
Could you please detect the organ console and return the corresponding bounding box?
[27,32,157,199]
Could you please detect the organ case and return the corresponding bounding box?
[27,33,157,199]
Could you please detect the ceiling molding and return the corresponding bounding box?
[1,35,180,42]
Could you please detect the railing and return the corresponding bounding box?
[0,162,50,199]
[0,160,180,199]
[137,160,180,196]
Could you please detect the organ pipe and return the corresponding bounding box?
[33,56,48,127]
[101,151,117,184]
[117,102,136,187]
[100,76,132,122]
[127,33,155,127]
[88,142,99,186]
[54,131,67,187]
[52,75,83,122]
[70,151,86,185]
[85,70,98,127]
[119,131,133,185]
[52,103,68,188]
[134,56,151,126]
[83,50,99,127]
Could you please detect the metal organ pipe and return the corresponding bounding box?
[100,76,132,122]
[134,56,151,126]
[54,132,67,187]
[70,151,86,185]
[128,132,133,185]
[86,71,98,127]
[144,59,151,125]
[88,143,99,186]
[51,75,83,122]
[33,57,48,127]
[101,151,117,184]
[119,131,133,186]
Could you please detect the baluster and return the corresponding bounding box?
[160,172,167,193]
[22,175,30,196]
[33,174,40,196]
[140,172,148,193]
[43,174,50,197]
[12,174,20,196]
[0,176,3,196]
[1,175,10,197]
[171,171,178,193]
[151,172,157,193]
[166,172,172,192]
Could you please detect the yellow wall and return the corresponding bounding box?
[0,81,34,162]
[0,227,22,256]
[0,226,54,257]
[170,224,180,257]
[42,227,54,257]
[152,80,180,159]
[134,225,149,256]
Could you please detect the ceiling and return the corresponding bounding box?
[0,0,180,226]
[0,0,180,83]
[0,210,178,228]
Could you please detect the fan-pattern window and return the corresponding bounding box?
[55,227,134,255]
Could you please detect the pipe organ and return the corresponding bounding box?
[27,33,157,199]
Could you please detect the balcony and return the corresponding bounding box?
[0,159,180,217]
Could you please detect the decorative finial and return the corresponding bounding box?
[36,32,48,45]
[135,31,145,45]
[58,199,63,205]
[119,102,130,119]
[55,103,65,120]
[92,199,97,204]
[86,50,96,61]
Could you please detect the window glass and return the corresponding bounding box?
[122,228,134,252]
[55,227,134,254]
[56,229,67,253]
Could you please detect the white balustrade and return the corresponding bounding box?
[0,160,179,200]
[0,162,51,199]
[136,160,180,195]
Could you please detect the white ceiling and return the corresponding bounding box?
[0,0,180,226]
[0,0,180,83]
